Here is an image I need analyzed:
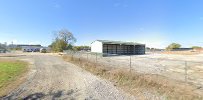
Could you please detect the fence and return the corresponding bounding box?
[63,50,203,88]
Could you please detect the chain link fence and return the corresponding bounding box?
[63,50,203,89]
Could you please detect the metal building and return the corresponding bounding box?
[91,40,145,55]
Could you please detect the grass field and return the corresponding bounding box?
[0,60,28,94]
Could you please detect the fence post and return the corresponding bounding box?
[87,53,88,63]
[96,53,97,62]
[94,53,97,67]
[71,52,73,61]
[130,55,132,72]
[185,61,188,84]
[79,52,81,65]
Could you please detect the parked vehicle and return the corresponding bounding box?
[23,48,32,52]
[0,49,6,53]
[40,48,47,53]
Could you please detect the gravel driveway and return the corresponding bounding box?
[1,53,136,100]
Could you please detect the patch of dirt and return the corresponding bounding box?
[161,51,202,55]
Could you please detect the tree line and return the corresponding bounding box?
[166,43,202,50]
[49,29,202,52]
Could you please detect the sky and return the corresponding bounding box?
[0,0,203,48]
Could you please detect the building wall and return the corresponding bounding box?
[91,41,103,53]
[22,46,41,52]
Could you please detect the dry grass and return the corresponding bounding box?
[161,51,202,55]
[63,55,203,100]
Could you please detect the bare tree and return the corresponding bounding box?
[57,29,76,44]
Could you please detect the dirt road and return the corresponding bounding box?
[1,54,135,100]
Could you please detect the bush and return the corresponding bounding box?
[166,43,181,50]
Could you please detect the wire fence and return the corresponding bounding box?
[63,50,203,88]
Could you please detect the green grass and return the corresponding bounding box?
[0,60,28,89]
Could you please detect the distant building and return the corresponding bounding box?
[171,48,193,51]
[145,47,165,52]
[22,46,41,52]
[91,40,145,55]
[8,44,42,52]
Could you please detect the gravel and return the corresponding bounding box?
[1,53,137,100]
[77,53,203,87]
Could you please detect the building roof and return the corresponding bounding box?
[95,40,145,45]
[17,44,42,47]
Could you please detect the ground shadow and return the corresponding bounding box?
[0,55,26,58]
[0,89,94,100]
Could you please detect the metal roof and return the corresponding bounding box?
[95,40,145,45]
[17,44,42,47]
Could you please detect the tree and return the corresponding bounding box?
[192,46,202,49]
[166,43,181,50]
[57,29,76,44]
[50,29,76,52]
[67,44,74,50]
[73,46,90,51]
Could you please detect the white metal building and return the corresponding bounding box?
[19,45,42,52]
[22,46,41,52]
[91,40,145,55]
